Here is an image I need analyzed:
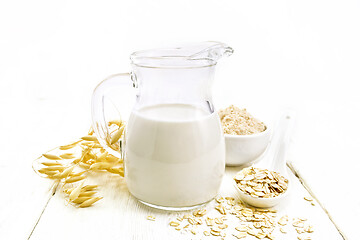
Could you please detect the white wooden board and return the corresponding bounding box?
[27,165,342,240]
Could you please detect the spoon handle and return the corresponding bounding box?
[270,111,295,174]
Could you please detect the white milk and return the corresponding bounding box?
[125,104,225,208]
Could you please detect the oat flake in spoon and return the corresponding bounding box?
[234,113,294,208]
[234,167,289,198]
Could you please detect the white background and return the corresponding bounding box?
[0,0,359,238]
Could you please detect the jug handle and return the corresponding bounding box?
[91,73,136,159]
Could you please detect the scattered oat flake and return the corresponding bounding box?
[215,204,227,215]
[183,214,192,219]
[304,196,313,201]
[278,215,289,226]
[247,229,258,236]
[218,224,228,229]
[236,226,248,232]
[267,233,275,240]
[293,221,305,228]
[298,236,312,240]
[210,229,220,236]
[214,217,223,224]
[206,217,215,226]
[188,217,196,225]
[305,225,314,233]
[169,221,180,227]
[256,232,267,239]
[211,226,221,232]
[147,215,155,221]
[216,196,225,203]
[233,232,247,239]
[166,194,315,239]
[296,228,305,234]
[193,208,207,217]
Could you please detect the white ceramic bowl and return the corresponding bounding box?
[225,126,271,166]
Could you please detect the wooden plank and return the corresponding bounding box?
[0,97,88,240]
[0,164,57,240]
[287,162,347,239]
[288,102,360,240]
[29,166,342,239]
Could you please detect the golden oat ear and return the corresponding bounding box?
[59,153,75,159]
[78,196,102,208]
[42,153,62,160]
[33,122,125,208]
[68,182,84,201]
[59,140,82,150]
[81,135,98,141]
[71,197,91,204]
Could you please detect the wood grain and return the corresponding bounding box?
[27,165,343,240]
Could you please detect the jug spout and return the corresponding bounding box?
[130,41,233,68]
[188,41,234,62]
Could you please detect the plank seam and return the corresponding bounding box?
[287,161,347,240]
[27,182,59,240]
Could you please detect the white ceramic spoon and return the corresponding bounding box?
[235,111,295,208]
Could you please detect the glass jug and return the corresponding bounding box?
[92,42,233,210]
